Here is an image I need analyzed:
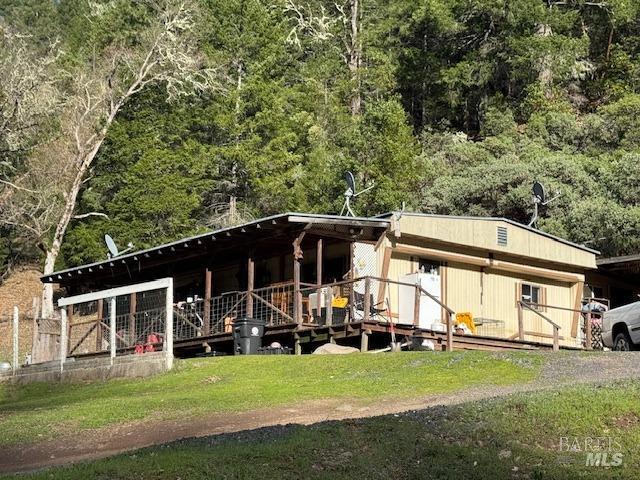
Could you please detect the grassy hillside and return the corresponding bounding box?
[0,352,540,446]
[10,381,640,479]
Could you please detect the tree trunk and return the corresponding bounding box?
[40,133,107,317]
[234,60,243,115]
[536,23,553,99]
[41,249,58,318]
[348,0,361,116]
[40,161,87,317]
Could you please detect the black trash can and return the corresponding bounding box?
[233,318,265,355]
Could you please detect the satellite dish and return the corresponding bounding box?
[345,171,356,194]
[339,171,375,217]
[104,234,119,258]
[104,235,135,259]
[532,181,546,203]
[528,180,561,228]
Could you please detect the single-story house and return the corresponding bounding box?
[42,211,602,356]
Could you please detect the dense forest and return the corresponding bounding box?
[1,0,640,283]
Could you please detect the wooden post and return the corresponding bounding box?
[316,239,323,317]
[377,247,392,306]
[585,311,592,351]
[31,298,39,364]
[67,305,73,354]
[349,242,355,322]
[292,234,304,325]
[325,284,333,326]
[12,306,19,374]
[294,337,301,355]
[413,284,421,326]
[96,299,104,351]
[60,307,68,373]
[553,326,559,352]
[446,311,453,352]
[165,278,174,370]
[129,293,137,346]
[109,297,116,365]
[247,257,255,318]
[363,277,371,321]
[517,302,524,341]
[203,268,212,335]
[360,330,369,352]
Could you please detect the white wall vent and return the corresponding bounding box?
[497,226,508,246]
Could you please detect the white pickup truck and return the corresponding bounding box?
[602,302,640,351]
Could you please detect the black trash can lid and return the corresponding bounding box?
[235,317,266,325]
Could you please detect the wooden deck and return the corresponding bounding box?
[167,319,580,357]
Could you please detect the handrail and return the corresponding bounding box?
[521,302,581,315]
[518,300,561,351]
[297,275,456,350]
[299,275,456,315]
[519,301,561,329]
[417,285,456,315]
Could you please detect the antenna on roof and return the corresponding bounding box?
[339,171,375,217]
[104,234,134,259]
[528,181,561,228]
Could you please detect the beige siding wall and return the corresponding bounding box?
[384,244,581,345]
[446,262,483,318]
[481,270,576,345]
[398,215,596,269]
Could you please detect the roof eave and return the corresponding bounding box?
[41,212,391,283]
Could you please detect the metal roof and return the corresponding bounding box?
[42,212,390,283]
[377,212,600,254]
[597,253,640,267]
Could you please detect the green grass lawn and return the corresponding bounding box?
[0,351,541,446]
[9,381,640,479]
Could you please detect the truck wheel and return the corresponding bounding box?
[613,332,633,351]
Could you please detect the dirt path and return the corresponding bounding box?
[2,352,640,474]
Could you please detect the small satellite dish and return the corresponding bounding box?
[104,234,119,258]
[532,181,546,203]
[528,180,561,228]
[345,171,356,194]
[339,171,375,217]
[104,235,135,259]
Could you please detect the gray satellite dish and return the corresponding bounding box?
[105,234,119,258]
[533,181,546,203]
[528,180,561,228]
[339,171,375,217]
[345,171,356,194]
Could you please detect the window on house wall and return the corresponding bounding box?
[418,258,440,275]
[518,282,546,311]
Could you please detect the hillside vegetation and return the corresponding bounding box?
[1,0,640,276]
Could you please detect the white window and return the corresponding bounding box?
[518,282,546,311]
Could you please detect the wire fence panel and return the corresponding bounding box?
[0,313,35,366]
[251,283,295,326]
[66,288,167,356]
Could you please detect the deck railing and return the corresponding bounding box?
[515,300,599,350]
[63,276,596,356]
[167,276,460,349]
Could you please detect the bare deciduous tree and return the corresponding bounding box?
[0,0,221,317]
[284,0,362,115]
[0,27,60,174]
